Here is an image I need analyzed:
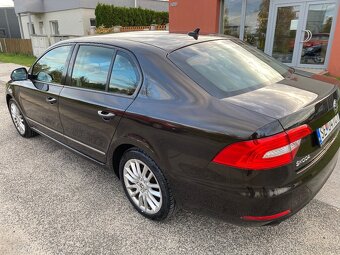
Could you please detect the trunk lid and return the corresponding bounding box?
[224,74,340,171]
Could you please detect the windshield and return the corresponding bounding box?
[168,40,289,98]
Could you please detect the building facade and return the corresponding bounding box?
[14,0,169,39]
[0,7,21,38]
[169,0,340,76]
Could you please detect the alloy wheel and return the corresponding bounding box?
[10,103,26,135]
[123,159,162,214]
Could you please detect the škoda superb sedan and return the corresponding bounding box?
[6,31,339,226]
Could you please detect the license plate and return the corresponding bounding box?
[316,114,340,145]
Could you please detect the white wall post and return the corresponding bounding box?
[28,12,33,38]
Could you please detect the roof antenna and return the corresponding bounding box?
[188,28,200,40]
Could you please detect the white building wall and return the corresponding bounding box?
[81,8,96,35]
[20,14,39,39]
[20,8,92,39]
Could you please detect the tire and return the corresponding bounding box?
[119,148,175,221]
[8,99,37,138]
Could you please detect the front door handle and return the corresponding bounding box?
[46,97,57,104]
[98,110,116,121]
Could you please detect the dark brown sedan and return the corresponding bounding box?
[6,31,340,226]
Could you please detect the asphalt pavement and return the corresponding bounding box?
[0,78,340,255]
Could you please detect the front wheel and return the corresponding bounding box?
[119,148,175,221]
[8,99,37,138]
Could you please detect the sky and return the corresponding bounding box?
[0,0,14,7]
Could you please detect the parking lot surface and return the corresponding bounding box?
[0,81,339,255]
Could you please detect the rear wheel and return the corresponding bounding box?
[119,148,175,221]
[8,99,36,138]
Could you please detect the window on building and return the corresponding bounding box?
[0,29,6,38]
[244,0,269,51]
[32,46,72,84]
[109,51,140,95]
[223,0,242,38]
[71,46,115,91]
[27,22,36,35]
[39,21,44,35]
[222,0,270,51]
[50,21,59,35]
[90,18,96,26]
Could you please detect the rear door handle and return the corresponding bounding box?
[98,110,116,121]
[46,97,57,104]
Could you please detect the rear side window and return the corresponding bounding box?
[32,46,71,84]
[71,45,115,91]
[168,40,287,98]
[109,51,140,95]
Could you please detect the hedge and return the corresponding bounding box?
[95,3,169,27]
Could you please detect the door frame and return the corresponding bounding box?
[265,1,306,67]
[297,0,339,69]
[264,0,339,69]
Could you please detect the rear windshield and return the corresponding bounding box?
[168,40,289,98]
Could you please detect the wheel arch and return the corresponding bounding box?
[108,135,160,179]
[6,94,13,106]
[112,144,135,178]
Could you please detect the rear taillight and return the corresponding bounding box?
[213,125,312,170]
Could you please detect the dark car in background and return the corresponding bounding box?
[5,31,340,226]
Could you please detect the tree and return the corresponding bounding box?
[322,17,333,33]
[256,0,270,50]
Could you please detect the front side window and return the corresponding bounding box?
[109,51,140,95]
[32,46,72,84]
[169,40,288,98]
[71,46,115,91]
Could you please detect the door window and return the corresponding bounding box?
[32,45,72,84]
[71,46,115,91]
[109,51,140,95]
[299,3,336,65]
[272,5,301,64]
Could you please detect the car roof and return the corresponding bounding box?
[62,31,232,52]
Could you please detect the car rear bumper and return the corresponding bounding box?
[173,132,339,226]
[239,149,338,226]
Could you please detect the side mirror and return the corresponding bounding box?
[11,67,28,81]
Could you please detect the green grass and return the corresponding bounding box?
[0,53,36,67]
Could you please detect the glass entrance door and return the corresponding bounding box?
[266,0,337,68]
[299,2,336,67]
[271,4,302,65]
